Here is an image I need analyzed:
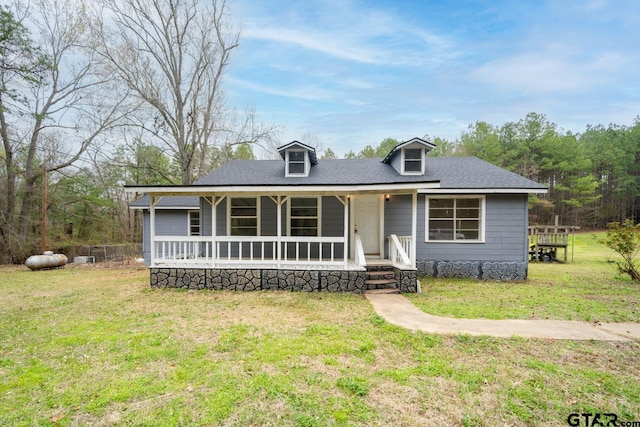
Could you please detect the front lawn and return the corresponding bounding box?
[0,261,638,426]
[408,232,640,322]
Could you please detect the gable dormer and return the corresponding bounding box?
[382,137,435,175]
[278,141,318,177]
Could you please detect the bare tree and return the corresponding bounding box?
[0,0,134,261]
[92,0,255,184]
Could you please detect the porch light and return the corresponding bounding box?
[385,194,390,202]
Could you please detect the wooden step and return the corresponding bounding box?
[365,278,397,286]
[366,271,395,277]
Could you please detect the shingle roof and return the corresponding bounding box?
[193,157,545,190]
[130,195,200,209]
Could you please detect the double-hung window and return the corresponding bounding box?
[188,210,200,236]
[426,197,483,241]
[287,151,306,176]
[403,148,423,174]
[289,197,319,236]
[229,197,259,236]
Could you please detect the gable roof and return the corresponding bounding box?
[191,156,545,190]
[382,137,436,164]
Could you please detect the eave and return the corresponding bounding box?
[124,181,441,196]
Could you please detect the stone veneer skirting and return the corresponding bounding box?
[416,260,527,281]
[150,268,371,293]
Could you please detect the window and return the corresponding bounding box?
[403,148,423,174]
[287,150,306,175]
[229,197,258,236]
[289,197,319,236]
[426,197,483,241]
[188,210,200,236]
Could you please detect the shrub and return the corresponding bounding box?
[601,219,640,282]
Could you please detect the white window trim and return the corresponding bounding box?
[287,196,322,236]
[227,196,261,236]
[401,147,425,175]
[425,196,485,243]
[285,149,310,177]
[188,210,200,236]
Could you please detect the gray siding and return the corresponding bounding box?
[156,210,189,236]
[383,194,413,258]
[389,153,401,174]
[322,196,345,237]
[416,194,528,262]
[142,209,190,265]
[201,198,212,236]
[262,197,277,236]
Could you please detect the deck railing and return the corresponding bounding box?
[388,234,412,268]
[152,236,346,267]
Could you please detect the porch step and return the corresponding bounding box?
[366,270,395,278]
[365,263,398,291]
[365,278,398,286]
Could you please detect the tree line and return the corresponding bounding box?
[339,113,640,229]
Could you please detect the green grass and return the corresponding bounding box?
[408,232,640,322]
[0,252,639,426]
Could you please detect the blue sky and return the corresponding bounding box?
[227,0,640,155]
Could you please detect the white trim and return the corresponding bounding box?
[378,194,385,260]
[425,195,486,243]
[227,196,261,236]
[149,196,157,266]
[285,149,310,177]
[392,138,437,152]
[130,205,198,210]
[401,147,425,175]
[419,188,547,194]
[125,182,441,195]
[411,192,417,268]
[187,210,200,236]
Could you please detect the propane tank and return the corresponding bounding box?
[25,252,68,270]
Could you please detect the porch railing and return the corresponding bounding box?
[388,234,412,268]
[152,236,346,267]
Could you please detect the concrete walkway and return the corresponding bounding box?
[365,293,640,341]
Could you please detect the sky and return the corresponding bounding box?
[227,0,640,155]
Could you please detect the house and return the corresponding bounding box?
[127,138,547,292]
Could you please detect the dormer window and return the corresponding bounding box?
[278,140,318,178]
[401,148,425,174]
[381,137,434,176]
[287,150,307,176]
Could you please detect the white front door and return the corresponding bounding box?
[354,195,381,255]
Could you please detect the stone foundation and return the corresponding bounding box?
[151,268,367,293]
[415,260,527,281]
[394,268,418,293]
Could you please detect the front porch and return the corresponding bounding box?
[145,191,419,292]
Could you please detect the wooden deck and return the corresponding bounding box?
[528,225,579,262]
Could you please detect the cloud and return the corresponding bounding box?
[470,51,628,94]
[227,77,338,102]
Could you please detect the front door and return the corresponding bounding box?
[354,195,381,255]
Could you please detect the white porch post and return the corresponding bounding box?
[343,195,349,269]
[277,195,282,269]
[411,192,417,269]
[211,196,217,267]
[150,195,157,267]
